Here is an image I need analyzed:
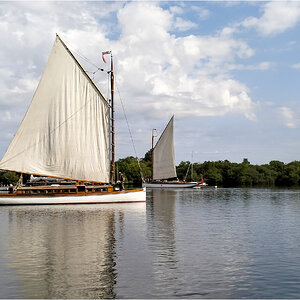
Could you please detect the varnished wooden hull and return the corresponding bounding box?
[0,188,146,205]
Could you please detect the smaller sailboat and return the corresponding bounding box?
[145,116,198,188]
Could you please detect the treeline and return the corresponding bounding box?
[1,155,300,188]
[176,160,300,187]
[115,153,300,187]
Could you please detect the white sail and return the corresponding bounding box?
[153,116,177,180]
[0,35,111,183]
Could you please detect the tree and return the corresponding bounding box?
[116,156,146,185]
[0,171,20,185]
[143,149,152,162]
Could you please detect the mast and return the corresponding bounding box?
[191,151,194,181]
[110,53,115,184]
[151,129,156,182]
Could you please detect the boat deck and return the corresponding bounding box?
[0,184,142,198]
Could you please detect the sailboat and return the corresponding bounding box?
[144,116,198,188]
[0,35,146,205]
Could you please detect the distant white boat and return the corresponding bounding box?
[144,116,197,189]
[146,182,198,189]
[193,183,217,189]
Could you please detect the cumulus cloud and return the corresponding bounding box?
[0,1,258,140]
[278,106,300,128]
[242,1,300,35]
[112,2,257,120]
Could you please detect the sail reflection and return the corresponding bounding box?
[147,189,181,295]
[5,204,144,298]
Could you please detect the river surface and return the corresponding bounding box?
[0,188,300,298]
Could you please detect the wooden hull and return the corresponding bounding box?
[0,188,146,205]
[144,182,198,189]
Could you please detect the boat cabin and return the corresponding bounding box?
[6,184,114,197]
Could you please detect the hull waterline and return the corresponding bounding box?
[144,183,198,189]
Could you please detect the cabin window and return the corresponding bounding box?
[77,186,86,192]
[102,188,107,192]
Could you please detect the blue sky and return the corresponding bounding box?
[0,1,300,165]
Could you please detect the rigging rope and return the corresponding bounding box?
[62,38,109,75]
[64,41,99,69]
[115,80,145,183]
[184,162,191,181]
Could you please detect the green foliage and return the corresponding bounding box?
[0,171,19,185]
[176,161,190,181]
[143,149,152,162]
[116,151,300,187]
[116,156,142,184]
[2,157,300,188]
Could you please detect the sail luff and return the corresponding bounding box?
[152,116,177,180]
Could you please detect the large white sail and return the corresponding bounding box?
[0,35,111,183]
[153,116,177,180]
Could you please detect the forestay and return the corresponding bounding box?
[0,36,111,183]
[153,116,177,180]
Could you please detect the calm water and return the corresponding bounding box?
[0,188,300,298]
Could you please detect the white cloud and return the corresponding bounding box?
[242,1,300,35]
[278,106,300,128]
[1,111,11,122]
[191,5,210,20]
[228,61,272,71]
[0,1,258,138]
[169,5,183,15]
[292,63,300,69]
[112,2,257,120]
[174,17,197,32]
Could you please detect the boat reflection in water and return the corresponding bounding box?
[147,189,181,296]
[5,203,145,299]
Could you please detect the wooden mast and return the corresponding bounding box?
[110,53,115,184]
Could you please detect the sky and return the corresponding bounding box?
[0,0,300,165]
